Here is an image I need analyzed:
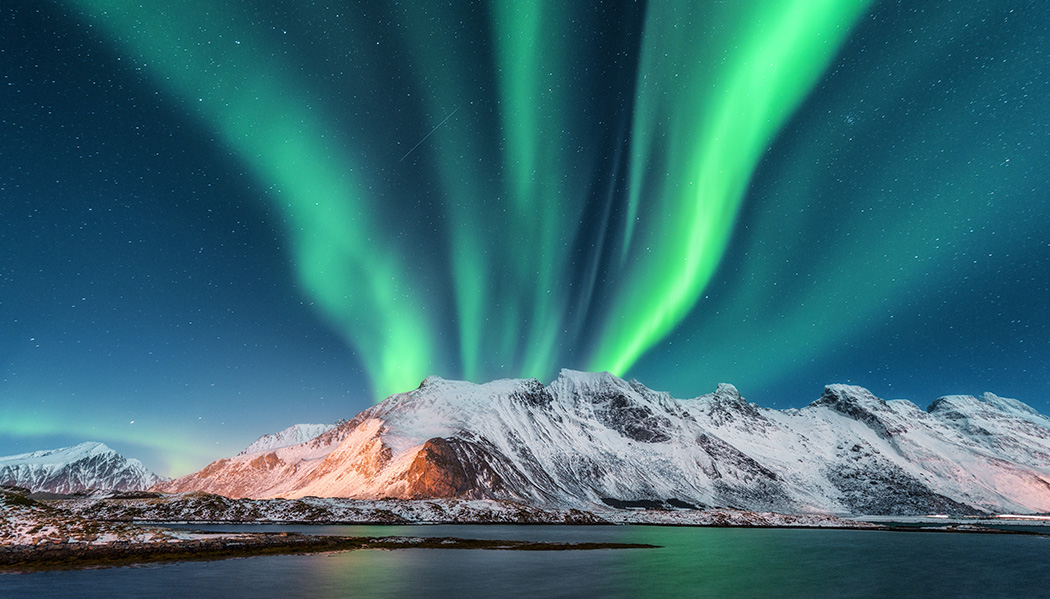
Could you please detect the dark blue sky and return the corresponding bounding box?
[2,1,1048,476]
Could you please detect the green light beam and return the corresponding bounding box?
[66,0,443,399]
[593,0,874,376]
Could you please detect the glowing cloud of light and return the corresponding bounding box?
[633,1,1050,395]
[65,0,874,400]
[67,0,445,398]
[591,0,874,375]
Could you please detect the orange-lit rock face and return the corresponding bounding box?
[248,452,281,472]
[196,459,232,479]
[405,438,471,498]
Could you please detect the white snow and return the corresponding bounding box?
[154,371,1050,516]
[237,423,336,456]
[0,442,165,493]
[0,442,112,466]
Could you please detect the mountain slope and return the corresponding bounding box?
[153,371,1050,515]
[0,442,165,493]
[237,423,335,456]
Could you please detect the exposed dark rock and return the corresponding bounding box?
[696,434,778,482]
[826,461,985,516]
[666,498,702,510]
[812,386,907,439]
[405,438,474,498]
[404,437,534,500]
[510,379,554,407]
[593,391,672,443]
[599,498,667,510]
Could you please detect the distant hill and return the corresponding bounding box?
[0,442,166,493]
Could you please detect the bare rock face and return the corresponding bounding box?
[152,370,1050,516]
[405,438,471,498]
[403,437,520,500]
[811,385,907,439]
[592,390,672,443]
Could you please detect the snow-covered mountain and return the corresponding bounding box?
[237,423,335,456]
[153,370,1050,515]
[0,442,166,494]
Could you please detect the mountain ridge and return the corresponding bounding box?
[0,442,166,494]
[152,370,1050,516]
[237,423,336,456]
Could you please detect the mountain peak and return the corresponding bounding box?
[419,374,448,388]
[819,384,883,406]
[555,368,619,384]
[810,384,890,414]
[237,423,336,456]
[1,441,116,464]
[69,441,114,456]
[927,392,1048,423]
[0,442,164,493]
[807,385,910,439]
[712,383,743,401]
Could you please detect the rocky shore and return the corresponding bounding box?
[48,491,875,528]
[6,487,1045,573]
[0,532,658,572]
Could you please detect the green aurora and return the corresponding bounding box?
[62,0,873,399]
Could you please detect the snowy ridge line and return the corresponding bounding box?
[153,370,1050,516]
[236,423,336,456]
[0,442,166,494]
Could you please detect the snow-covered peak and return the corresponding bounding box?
[389,370,640,415]
[0,442,164,493]
[805,384,914,440]
[418,374,449,389]
[554,368,622,387]
[405,373,527,401]
[549,369,632,399]
[816,384,884,407]
[928,393,1048,422]
[237,423,336,456]
[979,392,1049,419]
[0,441,116,465]
[705,383,743,404]
[927,394,981,415]
[715,382,740,396]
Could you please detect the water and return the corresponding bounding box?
[3,525,1049,598]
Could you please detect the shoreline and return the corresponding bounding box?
[0,532,659,573]
[5,520,1046,574]
[70,515,1050,530]
[5,517,1047,573]
[5,489,1048,573]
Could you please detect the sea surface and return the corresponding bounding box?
[3,524,1049,598]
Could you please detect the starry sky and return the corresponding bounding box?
[3,1,1048,477]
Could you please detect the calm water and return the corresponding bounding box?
[3,524,1049,598]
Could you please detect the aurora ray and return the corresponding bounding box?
[58,0,894,396]
[64,0,446,398]
[591,0,875,375]
[630,0,1050,400]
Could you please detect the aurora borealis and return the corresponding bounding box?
[3,1,1048,475]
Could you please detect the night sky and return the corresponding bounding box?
[3,1,1048,476]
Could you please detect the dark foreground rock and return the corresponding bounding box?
[0,533,659,572]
